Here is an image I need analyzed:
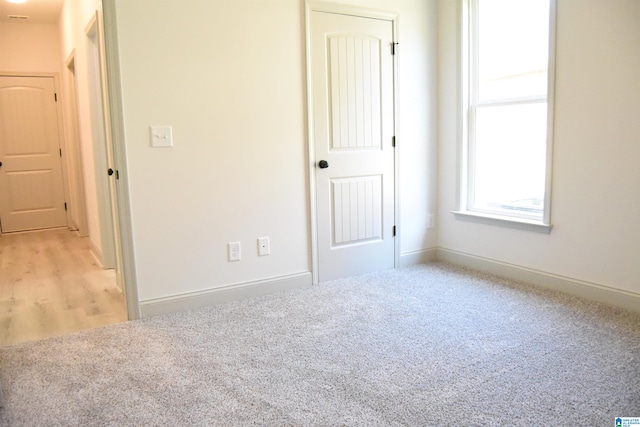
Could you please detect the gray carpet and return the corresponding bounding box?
[0,262,638,426]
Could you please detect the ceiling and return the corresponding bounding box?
[0,0,65,24]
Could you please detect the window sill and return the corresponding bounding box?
[452,211,553,234]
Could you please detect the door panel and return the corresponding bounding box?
[328,34,381,150]
[0,76,67,233]
[310,11,395,282]
[331,175,382,245]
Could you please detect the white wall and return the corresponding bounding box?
[438,0,640,296]
[0,22,61,73]
[58,0,105,254]
[112,0,438,304]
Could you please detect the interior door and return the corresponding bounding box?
[0,76,67,233]
[310,10,395,282]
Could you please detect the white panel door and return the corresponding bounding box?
[310,10,395,282]
[0,76,67,233]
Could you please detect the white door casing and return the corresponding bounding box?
[0,76,67,233]
[65,52,90,237]
[308,4,397,282]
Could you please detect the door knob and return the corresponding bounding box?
[318,160,329,169]
[0,161,2,167]
[107,168,114,176]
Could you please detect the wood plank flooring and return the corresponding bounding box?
[0,228,127,346]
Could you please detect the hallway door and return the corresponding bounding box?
[0,76,67,233]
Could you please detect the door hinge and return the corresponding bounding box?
[115,170,120,180]
[393,225,396,236]
[64,202,67,211]
[392,136,396,147]
[54,93,57,102]
[391,42,398,55]
[59,148,62,157]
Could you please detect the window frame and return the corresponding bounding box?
[455,0,557,233]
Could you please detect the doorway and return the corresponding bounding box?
[0,6,133,343]
[85,14,116,270]
[306,2,398,283]
[64,53,90,237]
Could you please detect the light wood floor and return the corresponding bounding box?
[0,228,127,346]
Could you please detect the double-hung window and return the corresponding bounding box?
[459,0,556,232]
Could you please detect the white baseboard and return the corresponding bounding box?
[138,249,638,318]
[140,272,313,318]
[437,248,640,313]
[89,239,104,268]
[399,248,438,268]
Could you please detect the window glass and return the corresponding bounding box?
[472,103,547,218]
[477,0,550,101]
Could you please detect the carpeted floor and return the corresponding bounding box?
[0,262,638,426]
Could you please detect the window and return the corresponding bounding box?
[458,0,555,231]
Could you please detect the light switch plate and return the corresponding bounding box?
[150,125,173,148]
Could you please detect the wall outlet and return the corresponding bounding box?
[258,237,270,256]
[228,242,241,261]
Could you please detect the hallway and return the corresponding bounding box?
[0,228,127,345]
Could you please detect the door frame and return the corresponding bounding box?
[0,72,70,233]
[304,1,400,285]
[101,1,140,320]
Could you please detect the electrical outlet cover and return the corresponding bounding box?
[228,242,241,261]
[258,237,270,256]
